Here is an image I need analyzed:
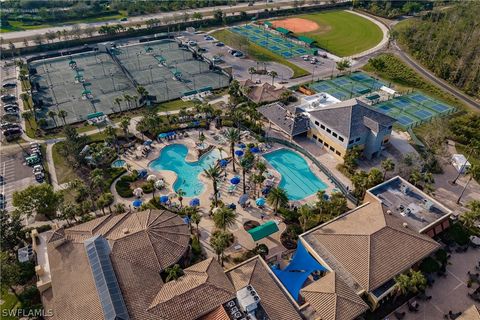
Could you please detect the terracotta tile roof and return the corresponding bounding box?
[46,227,65,243]
[240,79,289,104]
[148,258,235,320]
[302,200,440,293]
[226,256,303,320]
[301,272,368,320]
[199,306,230,320]
[458,305,480,320]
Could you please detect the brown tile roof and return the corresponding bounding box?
[240,79,289,104]
[44,210,190,320]
[458,305,480,320]
[199,306,230,320]
[148,258,235,320]
[301,200,440,293]
[301,272,368,320]
[226,256,303,320]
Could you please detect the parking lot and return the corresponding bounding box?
[1,61,22,141]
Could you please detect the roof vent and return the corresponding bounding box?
[237,285,261,313]
[403,222,408,228]
[122,228,130,235]
[386,210,392,215]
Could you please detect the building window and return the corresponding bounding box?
[336,151,341,156]
[312,134,318,139]
[339,136,344,142]
[318,138,323,143]
[326,128,331,133]
[324,142,329,148]
[332,132,337,138]
[320,124,325,130]
[329,146,335,152]
[314,121,319,126]
[349,139,354,144]
[355,137,361,142]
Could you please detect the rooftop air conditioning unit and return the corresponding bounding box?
[400,184,410,194]
[237,285,261,313]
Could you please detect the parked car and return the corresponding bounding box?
[33,165,44,174]
[3,103,18,108]
[1,94,16,102]
[0,175,4,185]
[204,35,214,41]
[1,122,21,131]
[34,171,45,182]
[4,107,19,114]
[233,51,244,58]
[0,193,5,209]
[215,42,225,47]
[2,82,16,88]
[188,40,197,46]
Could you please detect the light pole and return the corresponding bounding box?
[149,65,153,83]
[110,73,115,90]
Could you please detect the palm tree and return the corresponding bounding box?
[204,165,222,207]
[190,210,202,235]
[381,158,395,180]
[103,193,114,213]
[176,188,186,208]
[213,206,236,230]
[123,94,132,110]
[408,170,423,187]
[21,111,34,128]
[104,125,118,152]
[165,264,183,282]
[457,164,480,204]
[114,97,123,113]
[268,70,278,85]
[47,110,57,127]
[248,66,256,80]
[267,187,288,214]
[132,95,139,109]
[57,110,68,126]
[408,269,427,293]
[240,151,254,194]
[298,204,313,232]
[120,116,131,139]
[225,128,241,172]
[452,139,479,184]
[114,203,126,214]
[210,230,233,266]
[137,86,149,102]
[460,201,480,231]
[393,273,411,298]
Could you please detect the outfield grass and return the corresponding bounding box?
[211,29,309,78]
[285,10,383,57]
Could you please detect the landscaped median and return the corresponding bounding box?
[211,29,309,78]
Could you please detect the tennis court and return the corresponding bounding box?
[231,25,315,58]
[30,51,137,128]
[308,72,383,100]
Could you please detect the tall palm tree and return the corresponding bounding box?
[248,66,256,80]
[114,97,123,113]
[457,164,480,204]
[21,111,34,129]
[47,110,57,127]
[268,70,278,85]
[104,125,118,153]
[240,151,254,194]
[381,158,395,180]
[57,110,68,126]
[213,206,236,230]
[176,188,185,208]
[267,187,288,214]
[203,165,222,207]
[190,210,202,235]
[123,94,132,110]
[225,128,240,172]
[120,116,131,139]
[165,264,183,282]
[210,230,233,266]
[298,204,313,232]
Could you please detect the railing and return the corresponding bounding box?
[264,136,358,205]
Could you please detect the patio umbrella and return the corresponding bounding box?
[159,195,169,203]
[251,147,260,154]
[235,150,244,157]
[154,180,165,189]
[228,203,237,210]
[239,194,249,205]
[262,187,271,195]
[219,159,228,167]
[189,198,200,207]
[183,216,190,225]
[256,197,266,206]
[158,133,167,139]
[133,188,143,198]
[230,177,241,185]
[238,143,246,149]
[147,175,157,182]
[132,199,143,208]
[143,140,153,146]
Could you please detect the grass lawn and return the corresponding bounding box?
[153,99,195,113]
[52,142,79,185]
[0,289,20,320]
[211,29,309,78]
[283,10,383,57]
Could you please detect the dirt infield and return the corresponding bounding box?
[270,18,319,33]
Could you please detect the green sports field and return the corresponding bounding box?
[277,10,383,57]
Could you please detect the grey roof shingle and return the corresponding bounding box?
[258,102,309,136]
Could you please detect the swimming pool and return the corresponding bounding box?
[263,148,327,200]
[149,144,220,197]
[111,159,126,168]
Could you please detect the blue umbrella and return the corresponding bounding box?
[235,150,244,157]
[132,199,143,208]
[238,143,246,149]
[262,187,270,195]
[189,198,200,207]
[219,159,228,167]
[256,197,266,206]
[183,216,190,225]
[229,203,237,210]
[250,147,260,153]
[160,195,169,203]
[239,194,249,205]
[230,177,241,185]
[143,140,153,146]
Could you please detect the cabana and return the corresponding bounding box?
[248,220,279,242]
[271,241,327,301]
[452,154,471,173]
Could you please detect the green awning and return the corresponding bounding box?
[248,221,279,242]
[358,88,371,94]
[366,94,380,100]
[297,36,316,45]
[198,86,213,93]
[155,55,165,62]
[183,90,197,96]
[87,112,104,119]
[69,60,76,65]
[264,21,272,27]
[276,27,291,35]
[82,89,92,95]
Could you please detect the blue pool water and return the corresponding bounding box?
[149,144,220,197]
[111,159,126,168]
[263,148,327,200]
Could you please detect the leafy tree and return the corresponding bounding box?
[59,125,88,168]
[47,110,57,127]
[267,187,289,214]
[0,210,23,253]
[210,230,233,266]
[165,264,183,282]
[204,165,222,207]
[457,165,480,204]
[13,184,63,220]
[0,251,21,298]
[225,128,241,172]
[381,158,395,180]
[452,139,479,184]
[239,150,254,194]
[268,70,278,85]
[213,206,236,230]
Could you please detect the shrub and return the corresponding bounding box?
[141,181,154,194]
[281,224,302,249]
[18,286,42,311]
[279,208,299,224]
[191,235,202,256]
[115,179,133,198]
[419,256,440,274]
[434,249,448,265]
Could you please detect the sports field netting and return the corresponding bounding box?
[30,51,137,128]
[370,91,455,128]
[116,40,229,101]
[230,25,315,58]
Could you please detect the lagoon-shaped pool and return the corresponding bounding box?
[263,148,327,200]
[149,144,220,197]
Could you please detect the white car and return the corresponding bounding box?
[33,165,44,174]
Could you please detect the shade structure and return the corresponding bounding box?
[248,220,279,242]
[132,199,142,208]
[154,180,164,189]
[238,194,249,205]
[189,198,200,207]
[183,216,190,225]
[230,177,241,185]
[159,195,169,203]
[158,133,167,138]
[271,241,327,301]
[276,27,292,35]
[250,147,260,154]
[143,140,153,146]
[147,175,157,182]
[228,203,237,210]
[238,143,246,149]
[256,197,266,206]
[133,188,143,197]
[219,159,228,167]
[235,150,244,157]
[82,89,92,95]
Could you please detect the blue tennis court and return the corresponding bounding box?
[397,115,415,126]
[414,109,433,120]
[429,103,450,113]
[408,93,430,103]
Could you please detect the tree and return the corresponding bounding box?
[45,31,56,43]
[165,264,183,282]
[268,70,278,85]
[457,165,480,204]
[248,67,256,80]
[214,10,223,21]
[460,201,480,232]
[225,128,241,172]
[176,188,185,208]
[381,158,395,180]
[394,269,427,298]
[120,116,131,139]
[204,165,222,207]
[114,203,126,214]
[267,187,289,214]
[12,184,62,221]
[210,230,233,266]
[0,252,21,298]
[58,202,78,225]
[104,125,118,152]
[57,110,68,126]
[114,97,123,113]
[0,210,23,253]
[367,168,384,189]
[298,204,313,232]
[239,150,254,194]
[22,111,34,129]
[47,110,57,127]
[336,59,351,73]
[351,170,369,200]
[213,206,236,230]
[192,12,203,20]
[343,146,361,174]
